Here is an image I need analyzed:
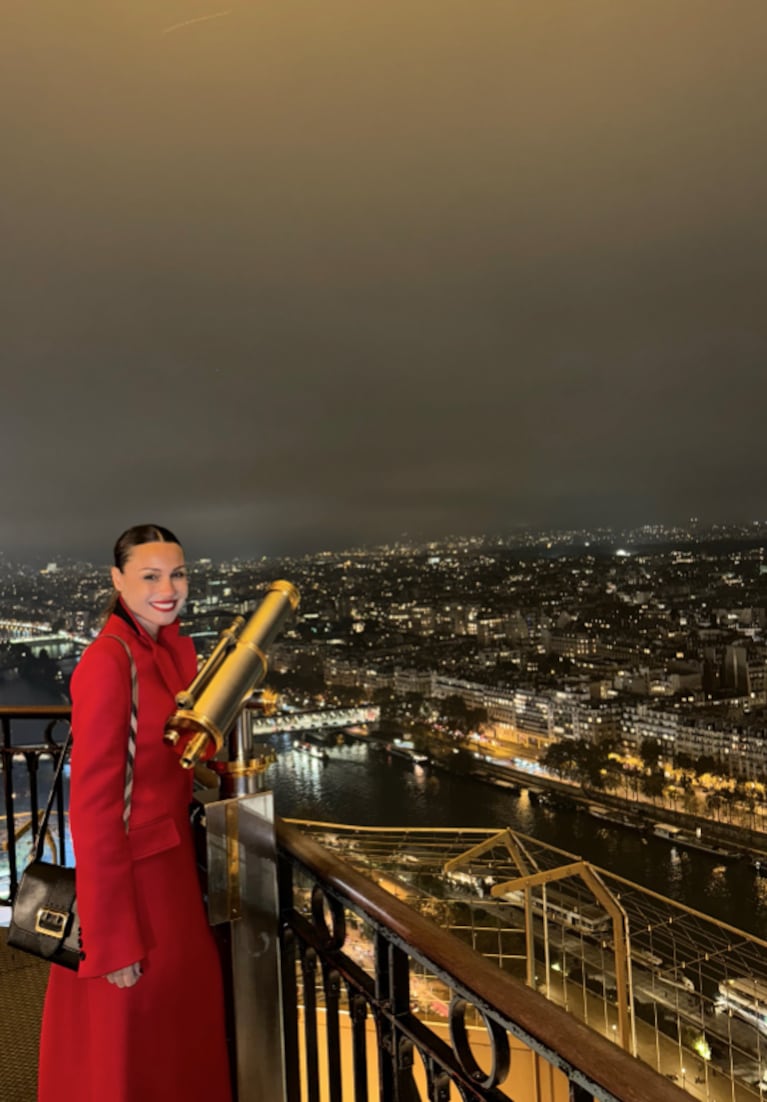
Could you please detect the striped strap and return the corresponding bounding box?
[102,635,138,833]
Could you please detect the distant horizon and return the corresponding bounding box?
[5,515,767,571]
[3,3,767,588]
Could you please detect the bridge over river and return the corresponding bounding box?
[249,704,380,738]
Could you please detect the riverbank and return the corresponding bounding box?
[419,735,767,864]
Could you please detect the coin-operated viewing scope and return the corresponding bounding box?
[164,580,300,770]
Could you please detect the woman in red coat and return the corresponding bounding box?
[38,524,232,1102]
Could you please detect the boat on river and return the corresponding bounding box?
[588,804,645,831]
[472,771,521,795]
[501,887,612,935]
[652,823,742,862]
[294,739,329,763]
[716,977,767,1035]
[374,738,429,766]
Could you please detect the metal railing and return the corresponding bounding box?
[1,707,691,1101]
[274,820,691,1102]
[1,706,71,905]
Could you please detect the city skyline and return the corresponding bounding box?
[5,516,767,570]
[3,2,767,562]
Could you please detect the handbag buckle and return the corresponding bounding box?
[35,907,69,939]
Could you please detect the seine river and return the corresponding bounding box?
[4,677,767,944]
[268,735,767,943]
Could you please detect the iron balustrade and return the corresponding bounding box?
[2,709,692,1102]
[275,819,691,1102]
[0,706,72,906]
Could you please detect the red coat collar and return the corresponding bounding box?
[104,602,190,699]
[112,598,183,648]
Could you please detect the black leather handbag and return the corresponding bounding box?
[7,635,137,970]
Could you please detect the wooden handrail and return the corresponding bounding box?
[277,818,692,1102]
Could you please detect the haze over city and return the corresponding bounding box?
[2,1,766,562]
[2,1,767,1074]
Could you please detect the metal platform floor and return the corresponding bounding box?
[0,929,47,1102]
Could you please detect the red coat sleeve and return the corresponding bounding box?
[69,637,145,979]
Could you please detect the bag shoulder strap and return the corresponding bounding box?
[33,729,72,863]
[101,634,139,833]
[33,633,139,862]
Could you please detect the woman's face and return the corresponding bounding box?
[111,541,188,638]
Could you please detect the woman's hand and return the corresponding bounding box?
[105,961,142,988]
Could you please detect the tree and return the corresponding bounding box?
[401,691,437,720]
[695,755,717,777]
[706,793,723,821]
[440,695,487,733]
[682,789,699,815]
[639,738,662,770]
[603,756,625,794]
[581,742,609,789]
[641,770,666,803]
[542,740,581,780]
[541,737,612,789]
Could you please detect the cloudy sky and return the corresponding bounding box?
[2,1,766,562]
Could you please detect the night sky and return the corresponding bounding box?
[2,2,766,562]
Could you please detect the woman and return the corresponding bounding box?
[38,525,232,1102]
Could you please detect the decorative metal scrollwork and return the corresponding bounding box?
[310,883,346,949]
[448,995,511,1091]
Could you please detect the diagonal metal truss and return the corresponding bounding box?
[289,820,767,1101]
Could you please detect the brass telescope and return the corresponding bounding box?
[164,580,300,769]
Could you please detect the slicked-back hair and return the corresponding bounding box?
[102,524,184,623]
[113,524,182,570]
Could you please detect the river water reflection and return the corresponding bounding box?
[5,696,767,943]
[269,736,767,942]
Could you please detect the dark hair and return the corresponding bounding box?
[113,524,182,570]
[103,524,184,622]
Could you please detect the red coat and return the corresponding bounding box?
[38,604,232,1102]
